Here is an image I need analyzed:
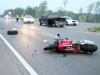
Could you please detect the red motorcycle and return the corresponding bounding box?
[44,34,98,53]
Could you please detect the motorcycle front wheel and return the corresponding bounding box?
[44,44,58,50]
[81,44,98,52]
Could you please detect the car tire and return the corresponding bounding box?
[66,24,69,26]
[44,44,58,50]
[7,30,18,35]
[80,44,98,52]
[66,21,68,26]
[73,24,76,26]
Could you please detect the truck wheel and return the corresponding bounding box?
[60,26,63,27]
[40,21,42,25]
[81,45,98,52]
[49,24,52,27]
[44,44,58,50]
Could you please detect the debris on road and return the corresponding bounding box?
[7,28,18,35]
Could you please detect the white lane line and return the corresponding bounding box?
[0,34,38,75]
[42,32,57,37]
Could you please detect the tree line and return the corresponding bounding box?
[1,0,100,23]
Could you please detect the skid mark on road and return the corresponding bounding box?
[0,34,38,75]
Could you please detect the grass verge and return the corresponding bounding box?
[88,27,100,32]
[34,19,39,22]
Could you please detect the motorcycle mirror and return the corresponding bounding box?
[65,37,69,40]
[57,34,60,37]
[43,40,48,43]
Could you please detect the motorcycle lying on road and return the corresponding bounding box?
[44,34,98,53]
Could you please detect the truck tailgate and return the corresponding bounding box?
[55,21,66,25]
[53,18,66,26]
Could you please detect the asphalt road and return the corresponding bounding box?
[0,18,100,75]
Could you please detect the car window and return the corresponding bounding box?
[66,17,73,20]
[25,15,33,18]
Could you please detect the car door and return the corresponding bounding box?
[42,16,46,24]
[42,14,47,24]
[44,14,48,25]
[40,16,45,24]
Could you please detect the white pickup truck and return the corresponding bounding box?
[61,16,78,26]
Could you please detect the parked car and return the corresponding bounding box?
[23,15,34,24]
[61,16,78,26]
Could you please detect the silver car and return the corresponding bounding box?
[23,15,34,24]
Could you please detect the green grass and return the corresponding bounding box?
[34,19,39,22]
[88,27,100,32]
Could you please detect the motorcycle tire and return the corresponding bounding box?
[7,30,18,35]
[44,44,58,50]
[80,44,98,52]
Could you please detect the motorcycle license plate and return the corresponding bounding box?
[65,47,74,50]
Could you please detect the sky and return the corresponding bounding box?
[0,0,99,14]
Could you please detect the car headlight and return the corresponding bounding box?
[24,18,27,21]
[31,19,33,21]
[76,21,78,24]
[31,19,34,22]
